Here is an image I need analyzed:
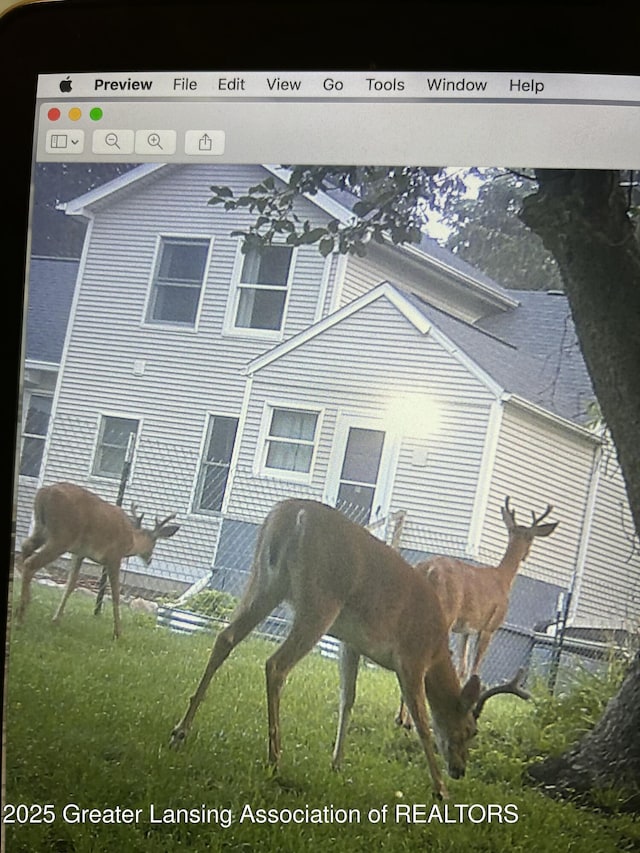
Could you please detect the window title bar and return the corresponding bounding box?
[38,71,640,102]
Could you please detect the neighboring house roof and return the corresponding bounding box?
[248,281,595,430]
[478,288,595,414]
[26,256,78,364]
[406,289,594,425]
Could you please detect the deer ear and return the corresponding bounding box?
[459,674,481,712]
[533,521,559,538]
[501,505,516,531]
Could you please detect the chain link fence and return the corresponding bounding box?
[14,413,638,689]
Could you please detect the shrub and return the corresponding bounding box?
[180,587,238,620]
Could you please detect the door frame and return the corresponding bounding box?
[323,411,399,523]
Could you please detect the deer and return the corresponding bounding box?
[17,482,180,639]
[169,498,528,800]
[396,496,558,728]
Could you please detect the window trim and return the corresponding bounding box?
[91,411,141,482]
[143,233,213,331]
[256,401,323,484]
[191,411,240,515]
[223,240,296,340]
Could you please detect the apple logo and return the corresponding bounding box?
[59,77,72,93]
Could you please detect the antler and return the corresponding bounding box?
[154,512,177,532]
[130,502,145,528]
[531,504,553,527]
[473,667,531,719]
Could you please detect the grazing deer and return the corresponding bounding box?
[18,482,180,638]
[170,499,527,799]
[396,496,558,727]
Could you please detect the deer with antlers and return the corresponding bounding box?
[170,499,528,799]
[396,496,558,727]
[17,482,180,638]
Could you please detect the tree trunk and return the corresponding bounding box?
[526,650,640,806]
[521,170,640,535]
[520,170,640,802]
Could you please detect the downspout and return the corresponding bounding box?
[548,438,602,692]
[208,373,254,575]
[565,439,604,620]
[468,397,504,557]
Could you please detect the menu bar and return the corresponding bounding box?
[38,72,640,102]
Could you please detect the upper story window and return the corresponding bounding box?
[231,244,293,334]
[147,237,210,326]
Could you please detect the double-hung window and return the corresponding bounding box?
[232,244,293,332]
[93,416,139,479]
[147,237,210,326]
[194,415,239,512]
[262,407,319,478]
[19,393,52,477]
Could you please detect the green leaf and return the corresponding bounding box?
[299,227,327,244]
[319,237,335,256]
[210,185,234,198]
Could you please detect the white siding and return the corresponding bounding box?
[483,402,596,591]
[30,164,344,583]
[229,293,495,549]
[341,245,498,322]
[575,449,640,626]
[340,251,388,305]
[15,477,38,543]
[42,166,336,499]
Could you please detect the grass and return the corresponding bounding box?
[3,585,639,853]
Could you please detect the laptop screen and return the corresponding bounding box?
[4,4,640,847]
[20,68,639,601]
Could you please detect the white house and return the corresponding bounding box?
[17,163,639,664]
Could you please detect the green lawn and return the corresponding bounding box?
[3,585,638,853]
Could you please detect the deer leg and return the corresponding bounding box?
[17,542,65,624]
[458,632,475,683]
[105,561,122,640]
[395,695,414,729]
[52,555,84,624]
[332,644,360,769]
[170,581,286,748]
[21,529,45,561]
[396,667,448,800]
[16,561,37,624]
[265,602,341,768]
[470,630,494,678]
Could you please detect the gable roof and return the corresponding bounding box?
[248,280,595,431]
[26,256,79,364]
[60,163,165,215]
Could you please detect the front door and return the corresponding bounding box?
[325,417,395,525]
